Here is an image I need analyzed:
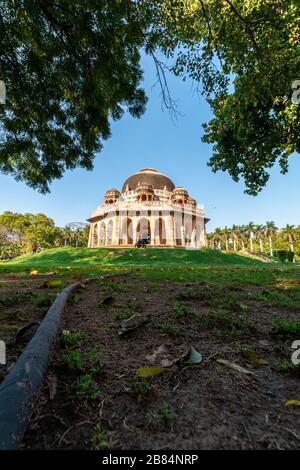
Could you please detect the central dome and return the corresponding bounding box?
[122,168,175,192]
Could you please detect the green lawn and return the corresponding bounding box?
[0,246,299,287]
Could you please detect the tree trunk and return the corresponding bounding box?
[241,241,245,252]
[250,236,253,252]
[259,239,263,254]
[233,239,236,252]
[225,239,228,251]
[291,243,295,263]
[269,237,273,257]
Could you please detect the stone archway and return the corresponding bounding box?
[92,223,98,247]
[99,222,106,246]
[106,220,113,245]
[122,217,133,245]
[136,217,151,242]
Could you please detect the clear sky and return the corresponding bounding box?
[0,53,299,232]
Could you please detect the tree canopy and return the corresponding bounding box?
[0,0,147,192]
[0,1,299,194]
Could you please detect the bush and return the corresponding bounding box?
[274,250,288,262]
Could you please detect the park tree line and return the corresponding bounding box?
[207,222,300,262]
[0,211,89,260]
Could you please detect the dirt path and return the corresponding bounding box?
[21,274,300,450]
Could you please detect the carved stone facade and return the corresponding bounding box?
[87,168,209,248]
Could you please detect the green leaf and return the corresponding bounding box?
[42,279,64,288]
[136,367,166,378]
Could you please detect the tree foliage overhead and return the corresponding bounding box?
[151,0,300,194]
[0,0,147,192]
[0,1,300,195]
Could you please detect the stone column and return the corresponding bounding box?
[88,225,92,247]
[166,212,175,247]
[150,213,156,245]
[112,212,120,245]
[181,225,185,247]
[97,223,101,247]
[132,216,137,245]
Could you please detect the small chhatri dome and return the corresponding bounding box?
[122,168,175,192]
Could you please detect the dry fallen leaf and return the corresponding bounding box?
[47,374,57,400]
[285,400,300,407]
[216,358,255,375]
[136,367,166,378]
[30,269,39,275]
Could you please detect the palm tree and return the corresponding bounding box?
[212,228,223,250]
[245,221,256,252]
[282,224,297,259]
[62,225,73,246]
[239,225,248,252]
[230,225,239,252]
[255,224,265,254]
[222,226,230,251]
[264,221,278,257]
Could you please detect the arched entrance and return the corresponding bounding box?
[136,218,151,242]
[122,217,133,245]
[106,220,113,245]
[155,217,166,245]
[99,222,106,245]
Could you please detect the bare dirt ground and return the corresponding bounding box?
[20,274,300,450]
[0,274,69,382]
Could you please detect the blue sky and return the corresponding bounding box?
[0,53,299,232]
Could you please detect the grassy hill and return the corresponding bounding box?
[0,246,267,271]
[0,246,291,285]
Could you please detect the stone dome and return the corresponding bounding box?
[122,168,175,192]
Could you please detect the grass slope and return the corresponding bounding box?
[0,246,266,272]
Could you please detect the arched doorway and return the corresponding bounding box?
[106,220,113,245]
[92,224,98,247]
[155,217,166,245]
[99,222,106,245]
[136,218,151,242]
[122,217,133,245]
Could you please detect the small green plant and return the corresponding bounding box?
[68,292,81,304]
[280,357,300,376]
[131,377,151,396]
[60,329,88,346]
[64,347,106,375]
[146,402,177,427]
[32,293,56,308]
[112,310,132,320]
[63,350,82,372]
[87,347,106,376]
[66,373,99,400]
[198,309,252,341]
[175,288,199,301]
[156,323,183,337]
[273,317,300,335]
[91,423,111,450]
[173,300,188,318]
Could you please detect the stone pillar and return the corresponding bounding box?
[132,216,137,245]
[112,213,120,245]
[88,225,92,247]
[150,214,155,245]
[166,213,175,247]
[181,225,185,247]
